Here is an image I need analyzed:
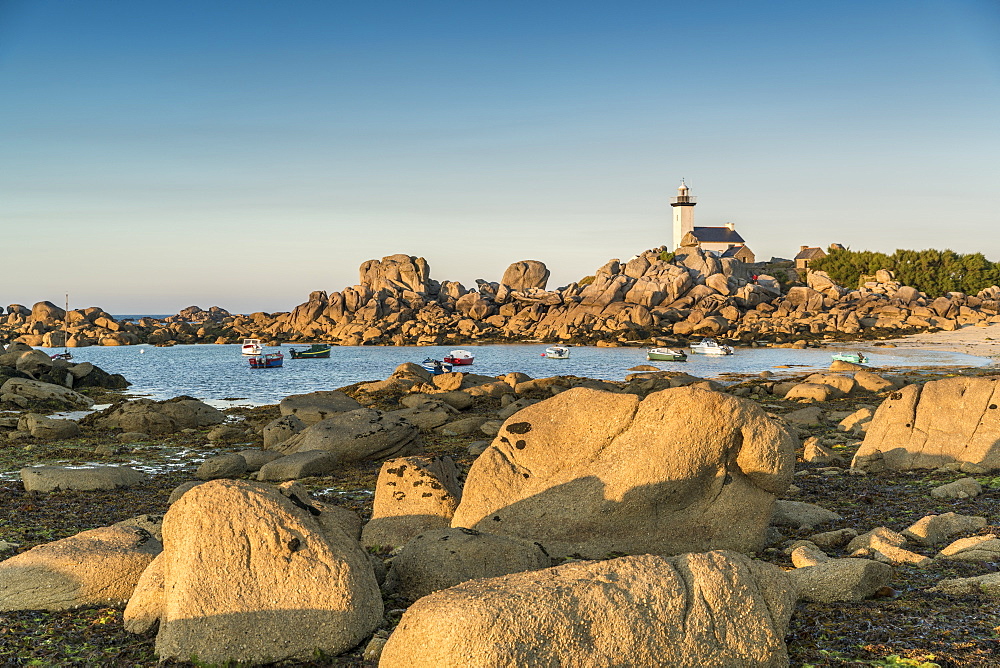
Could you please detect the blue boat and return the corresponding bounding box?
[421,358,453,375]
[249,352,284,369]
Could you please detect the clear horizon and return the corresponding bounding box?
[2,0,998,313]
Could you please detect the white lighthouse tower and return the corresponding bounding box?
[671,179,696,250]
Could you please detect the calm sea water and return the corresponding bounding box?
[38,342,992,407]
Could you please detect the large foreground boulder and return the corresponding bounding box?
[379,550,796,668]
[361,456,463,550]
[852,377,1000,471]
[136,479,382,665]
[450,386,796,558]
[0,526,160,611]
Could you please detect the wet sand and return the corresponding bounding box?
[866,323,1000,362]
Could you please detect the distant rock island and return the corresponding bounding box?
[3,247,999,348]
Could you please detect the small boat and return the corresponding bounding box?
[647,347,687,362]
[689,338,734,355]
[421,358,453,375]
[832,352,868,364]
[289,344,332,359]
[241,338,263,356]
[249,351,284,369]
[443,350,474,365]
[543,346,570,359]
[52,293,72,360]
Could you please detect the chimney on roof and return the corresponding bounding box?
[800,245,809,252]
[725,222,735,231]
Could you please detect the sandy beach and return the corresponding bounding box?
[861,322,1000,362]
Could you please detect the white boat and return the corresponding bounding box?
[689,338,734,355]
[543,346,570,359]
[444,349,474,366]
[241,338,263,356]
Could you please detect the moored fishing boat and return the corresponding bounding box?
[543,346,570,359]
[421,358,453,375]
[689,338,734,355]
[831,352,868,364]
[289,343,332,359]
[248,351,284,368]
[443,350,474,365]
[241,338,263,356]
[647,347,687,362]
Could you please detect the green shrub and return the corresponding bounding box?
[811,247,1000,296]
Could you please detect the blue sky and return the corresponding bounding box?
[2,0,998,313]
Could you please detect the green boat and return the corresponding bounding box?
[647,347,687,362]
[831,352,867,364]
[289,344,332,359]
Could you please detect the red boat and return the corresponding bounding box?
[248,352,284,369]
[443,349,474,365]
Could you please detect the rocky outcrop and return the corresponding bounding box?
[852,377,1000,471]
[379,550,796,668]
[500,260,550,291]
[4,249,999,348]
[0,378,93,409]
[271,408,421,463]
[278,390,363,425]
[450,386,796,558]
[86,397,225,435]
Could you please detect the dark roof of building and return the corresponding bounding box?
[692,227,745,244]
[794,247,826,260]
[721,245,753,258]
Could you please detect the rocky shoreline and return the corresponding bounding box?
[1,339,1000,666]
[5,248,1000,352]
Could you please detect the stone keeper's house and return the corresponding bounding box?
[794,246,827,270]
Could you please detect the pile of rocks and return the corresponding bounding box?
[732,268,999,340]
[6,251,999,349]
[0,372,806,665]
[0,342,127,413]
[4,362,1000,664]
